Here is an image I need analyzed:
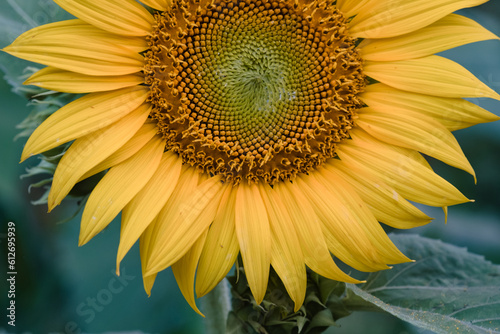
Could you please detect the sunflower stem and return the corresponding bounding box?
[202,278,232,334]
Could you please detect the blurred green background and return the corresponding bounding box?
[0,1,499,333]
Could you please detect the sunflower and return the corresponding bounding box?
[4,0,499,314]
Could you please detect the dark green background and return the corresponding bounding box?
[1,1,499,333]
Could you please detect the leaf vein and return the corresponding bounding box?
[448,301,500,317]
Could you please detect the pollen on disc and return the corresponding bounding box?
[145,0,366,184]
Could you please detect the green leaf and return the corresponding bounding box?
[305,309,337,333]
[346,234,500,334]
[318,277,345,305]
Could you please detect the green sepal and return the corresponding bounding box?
[226,266,355,334]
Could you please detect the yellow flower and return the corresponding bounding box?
[3,0,499,314]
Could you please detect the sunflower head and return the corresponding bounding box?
[3,0,499,315]
[146,0,365,184]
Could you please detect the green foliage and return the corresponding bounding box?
[347,234,500,334]
[227,266,355,334]
[227,235,500,334]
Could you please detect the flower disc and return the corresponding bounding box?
[146,0,365,184]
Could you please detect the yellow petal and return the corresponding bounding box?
[142,273,157,297]
[364,56,500,100]
[3,19,145,76]
[145,174,224,275]
[140,167,199,280]
[13,19,149,53]
[313,169,410,265]
[117,152,182,272]
[274,181,359,283]
[260,183,307,311]
[140,0,171,11]
[25,67,144,93]
[234,182,271,305]
[281,178,383,272]
[330,161,432,229]
[336,0,379,18]
[349,0,488,38]
[360,14,499,61]
[140,217,158,296]
[357,108,475,177]
[172,230,208,317]
[53,0,154,36]
[361,84,500,131]
[80,121,158,181]
[294,174,390,271]
[21,87,148,161]
[79,135,165,246]
[48,104,151,211]
[337,129,470,207]
[196,186,239,298]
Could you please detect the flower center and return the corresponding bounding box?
[145,0,365,184]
